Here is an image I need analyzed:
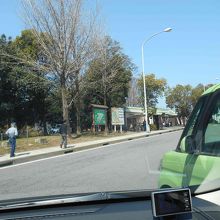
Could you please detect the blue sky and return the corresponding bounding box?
[1,0,220,106]
[100,0,220,86]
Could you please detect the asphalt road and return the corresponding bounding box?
[0,130,182,201]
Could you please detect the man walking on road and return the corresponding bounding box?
[6,122,18,157]
[60,120,67,148]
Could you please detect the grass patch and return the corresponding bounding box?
[0,132,131,156]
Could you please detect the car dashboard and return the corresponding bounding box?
[0,190,220,220]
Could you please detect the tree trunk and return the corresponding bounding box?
[75,72,81,136]
[42,98,48,136]
[43,121,48,136]
[61,80,71,137]
[104,94,109,135]
[76,104,81,135]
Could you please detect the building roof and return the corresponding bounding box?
[125,107,177,116]
[125,106,144,113]
[155,108,177,116]
[91,104,108,109]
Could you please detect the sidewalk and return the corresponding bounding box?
[0,126,183,167]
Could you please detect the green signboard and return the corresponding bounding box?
[93,108,106,125]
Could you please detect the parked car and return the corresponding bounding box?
[49,124,61,134]
[159,84,220,193]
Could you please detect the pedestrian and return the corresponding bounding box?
[143,119,146,131]
[5,122,18,158]
[59,120,67,148]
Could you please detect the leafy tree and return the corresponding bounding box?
[13,29,39,60]
[11,30,56,133]
[0,34,22,127]
[191,84,204,107]
[191,83,213,108]
[86,37,134,106]
[165,84,193,118]
[166,83,215,121]
[137,73,167,109]
[84,36,134,132]
[0,31,61,132]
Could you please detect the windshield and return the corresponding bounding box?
[0,0,220,203]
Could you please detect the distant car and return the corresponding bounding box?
[50,124,61,134]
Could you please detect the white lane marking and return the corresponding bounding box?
[0,131,179,170]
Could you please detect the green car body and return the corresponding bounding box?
[159,84,220,190]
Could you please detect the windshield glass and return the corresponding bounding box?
[0,0,220,203]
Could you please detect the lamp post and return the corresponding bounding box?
[141,27,172,132]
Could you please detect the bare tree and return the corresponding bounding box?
[127,77,142,107]
[21,0,101,135]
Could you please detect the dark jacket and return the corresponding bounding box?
[59,124,67,135]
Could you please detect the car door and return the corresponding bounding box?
[159,95,207,188]
[187,93,220,188]
[159,91,220,189]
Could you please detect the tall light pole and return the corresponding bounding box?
[141,27,172,132]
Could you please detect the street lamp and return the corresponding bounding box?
[141,27,172,132]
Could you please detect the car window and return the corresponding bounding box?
[185,98,205,137]
[203,94,220,155]
[178,96,206,153]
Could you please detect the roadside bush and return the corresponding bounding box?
[150,124,157,131]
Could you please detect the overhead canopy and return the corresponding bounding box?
[124,107,177,117]
[125,107,144,117]
[125,107,144,113]
[155,108,177,116]
[91,104,108,109]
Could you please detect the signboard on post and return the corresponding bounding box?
[93,108,106,125]
[111,108,125,125]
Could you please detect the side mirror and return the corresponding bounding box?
[180,135,197,154]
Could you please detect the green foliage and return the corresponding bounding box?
[13,29,39,60]
[137,73,167,108]
[165,83,214,118]
[84,36,134,108]
[0,32,61,130]
[0,32,135,132]
[0,34,19,127]
[165,84,193,117]
[191,84,204,107]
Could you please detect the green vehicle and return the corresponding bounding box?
[159,84,220,192]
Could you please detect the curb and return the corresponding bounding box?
[0,127,183,168]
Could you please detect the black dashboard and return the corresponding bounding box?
[0,190,220,220]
